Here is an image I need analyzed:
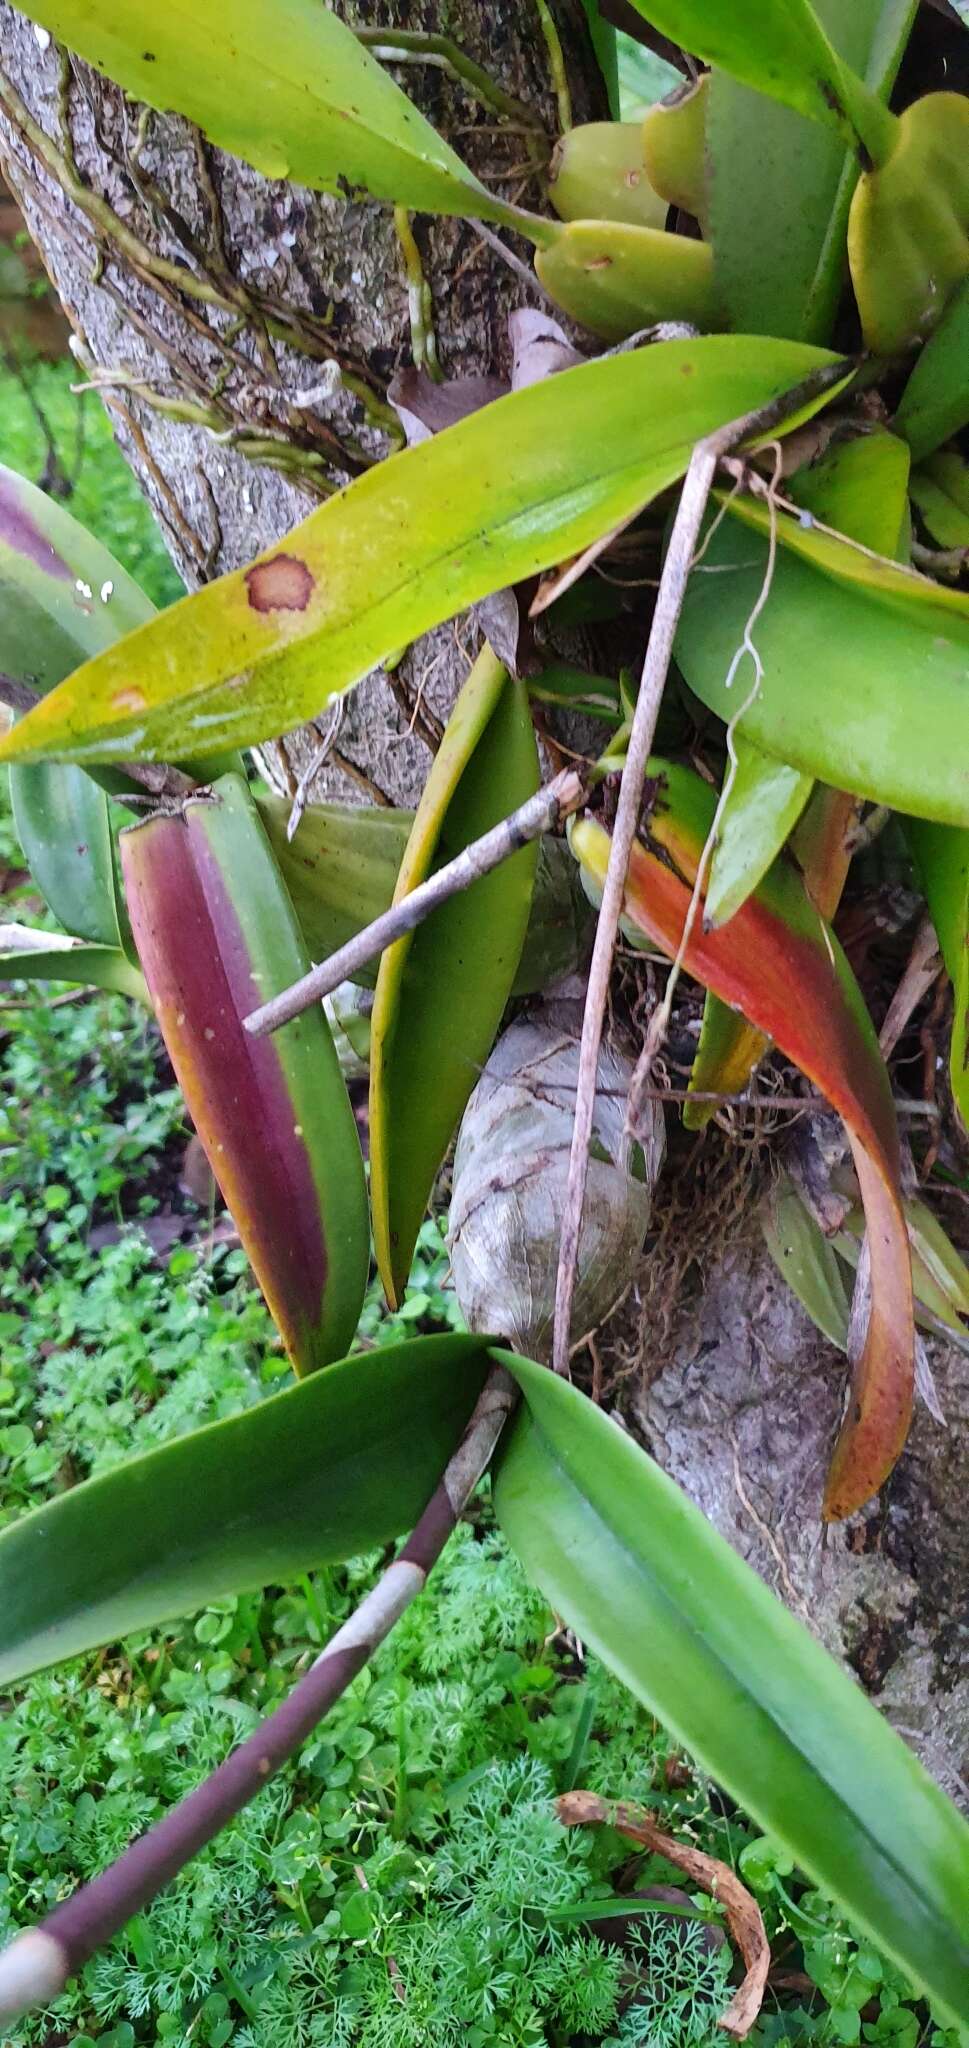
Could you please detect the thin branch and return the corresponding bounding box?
[245,766,587,1035]
[0,1363,519,2030]
[550,359,853,1378]
[625,442,783,1139]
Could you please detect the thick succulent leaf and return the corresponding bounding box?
[675,495,969,825]
[535,218,716,340]
[121,773,369,1373]
[683,996,770,1131]
[641,72,709,222]
[18,0,515,224]
[847,93,969,353]
[707,1,916,344]
[761,1173,850,1347]
[786,428,912,559]
[0,1335,491,1687]
[909,463,969,550]
[527,662,623,727]
[579,1,622,119]
[619,0,897,154]
[904,1194,969,1317]
[782,429,911,923]
[0,926,147,1001]
[256,793,589,998]
[906,819,969,1131]
[0,337,846,768]
[571,760,913,1519]
[705,737,813,930]
[491,1352,969,2027]
[0,463,152,948]
[11,761,127,952]
[895,276,969,460]
[370,653,539,1306]
[256,796,413,988]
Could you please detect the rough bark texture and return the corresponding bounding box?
[0,0,604,806]
[630,1229,969,1805]
[1,0,967,1800]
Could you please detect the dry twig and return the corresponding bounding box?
[557,1790,770,2039]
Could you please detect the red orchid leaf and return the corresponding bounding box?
[571,759,913,1518]
[121,772,369,1374]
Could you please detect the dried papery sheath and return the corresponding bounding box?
[121,772,369,1373]
[449,999,665,1359]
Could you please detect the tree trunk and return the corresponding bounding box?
[0,0,605,805]
[1,0,966,1802]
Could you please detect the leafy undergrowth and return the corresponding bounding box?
[0,973,960,2048]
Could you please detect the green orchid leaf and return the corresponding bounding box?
[787,427,913,558]
[619,0,898,158]
[571,760,913,1519]
[835,1200,969,1350]
[910,453,969,550]
[903,1193,969,1317]
[0,925,148,1002]
[684,732,810,1127]
[18,0,519,225]
[761,1171,850,1348]
[895,276,969,460]
[370,650,539,1306]
[0,462,153,950]
[683,995,770,1131]
[256,795,414,989]
[847,92,969,353]
[906,818,969,1132]
[526,662,623,728]
[705,737,813,930]
[535,217,716,340]
[256,791,588,999]
[0,337,848,769]
[0,1334,491,1688]
[491,1350,969,2028]
[121,772,369,1375]
[675,493,969,825]
[580,0,622,119]
[707,1,916,344]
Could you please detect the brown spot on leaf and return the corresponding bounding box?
[245,553,316,615]
[112,687,147,713]
[585,255,613,272]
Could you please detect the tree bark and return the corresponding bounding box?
[1,0,967,1800]
[0,0,605,806]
